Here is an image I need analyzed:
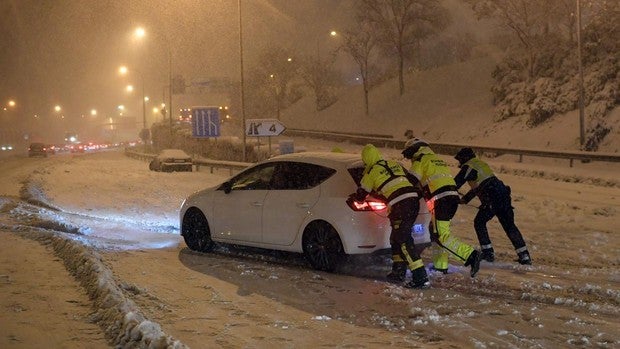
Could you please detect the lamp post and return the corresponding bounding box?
[131,27,151,144]
[576,0,585,148]
[119,65,148,143]
[132,26,173,141]
[239,0,247,162]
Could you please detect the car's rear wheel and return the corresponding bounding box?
[302,220,344,272]
[182,208,214,252]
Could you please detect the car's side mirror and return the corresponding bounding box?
[222,181,232,194]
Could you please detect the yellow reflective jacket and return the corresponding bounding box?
[409,145,456,196]
[360,144,414,203]
[462,157,495,189]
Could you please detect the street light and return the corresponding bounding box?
[239,0,247,161]
[576,0,585,147]
[131,26,173,142]
[134,27,146,39]
[317,29,338,61]
[119,64,147,141]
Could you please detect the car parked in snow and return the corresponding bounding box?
[179,151,431,272]
[149,149,193,172]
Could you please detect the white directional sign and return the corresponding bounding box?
[246,119,286,137]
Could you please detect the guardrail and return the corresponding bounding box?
[124,149,251,175]
[284,128,620,167]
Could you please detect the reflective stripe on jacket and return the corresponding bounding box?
[463,157,495,189]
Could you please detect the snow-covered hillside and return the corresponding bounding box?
[280,57,620,153]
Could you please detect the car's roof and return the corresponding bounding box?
[263,151,364,168]
[159,149,190,157]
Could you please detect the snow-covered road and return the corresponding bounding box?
[1,147,618,348]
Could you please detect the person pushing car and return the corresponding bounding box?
[453,147,532,265]
[349,144,430,289]
[402,139,481,277]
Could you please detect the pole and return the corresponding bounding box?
[142,73,146,130]
[169,47,173,140]
[577,0,585,147]
[239,0,247,162]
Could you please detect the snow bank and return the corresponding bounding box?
[15,228,188,349]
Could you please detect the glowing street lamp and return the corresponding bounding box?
[8,100,16,107]
[134,27,146,39]
[54,105,61,112]
[118,63,147,139]
[90,109,97,116]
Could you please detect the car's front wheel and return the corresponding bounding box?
[302,220,344,272]
[182,208,215,252]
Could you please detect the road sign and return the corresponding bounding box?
[246,119,286,137]
[192,107,220,138]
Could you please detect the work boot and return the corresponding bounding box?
[465,250,481,277]
[480,248,495,262]
[517,251,532,265]
[404,267,430,289]
[386,262,407,283]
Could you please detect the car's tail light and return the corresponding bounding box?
[347,198,387,212]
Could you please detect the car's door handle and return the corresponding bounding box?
[296,203,310,208]
[251,201,263,206]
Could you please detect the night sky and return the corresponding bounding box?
[0,0,351,122]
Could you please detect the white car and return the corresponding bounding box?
[179,151,431,271]
[149,149,193,172]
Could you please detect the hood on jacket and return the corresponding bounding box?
[361,144,382,168]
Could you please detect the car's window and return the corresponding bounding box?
[347,166,365,186]
[271,162,336,190]
[228,164,275,191]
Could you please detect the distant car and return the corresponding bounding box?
[179,152,431,272]
[149,149,193,172]
[28,142,48,157]
[1,144,13,151]
[70,144,85,153]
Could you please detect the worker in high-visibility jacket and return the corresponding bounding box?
[454,147,532,265]
[402,139,481,277]
[349,144,430,289]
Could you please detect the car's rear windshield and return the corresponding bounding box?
[347,166,365,186]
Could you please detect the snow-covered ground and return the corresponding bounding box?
[1,145,618,348]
